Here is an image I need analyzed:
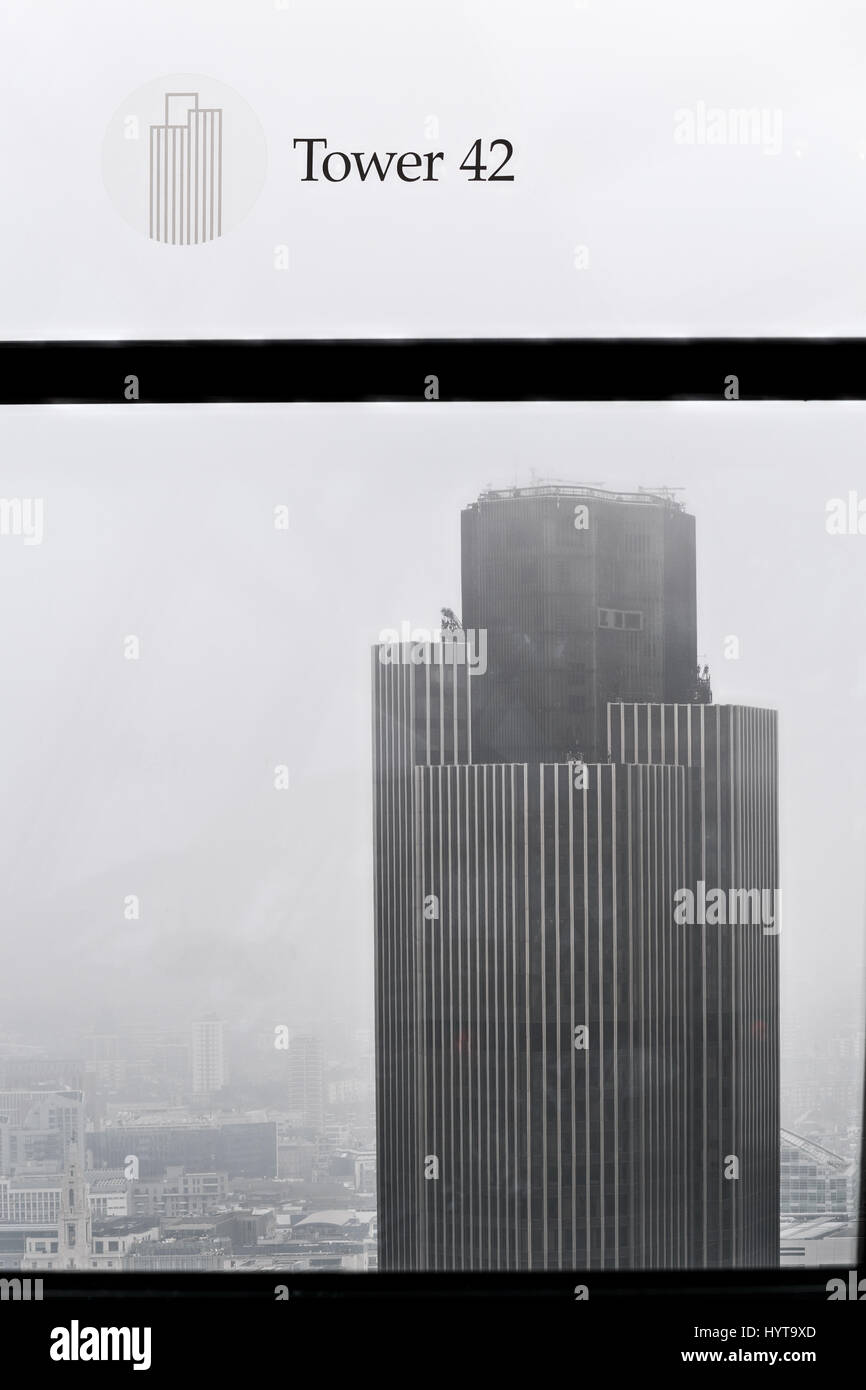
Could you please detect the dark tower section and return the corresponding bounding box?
[461,487,697,764]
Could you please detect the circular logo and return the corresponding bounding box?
[102,74,268,245]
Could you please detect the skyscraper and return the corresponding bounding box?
[372,485,779,1271]
[287,1034,325,1133]
[371,643,471,1267]
[191,1015,226,1097]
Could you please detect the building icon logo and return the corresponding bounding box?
[149,93,223,245]
[103,74,267,246]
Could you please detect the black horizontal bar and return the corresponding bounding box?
[20,1266,860,1297]
[1,338,866,403]
[10,1272,858,1373]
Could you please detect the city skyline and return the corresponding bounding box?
[1,403,864,1274]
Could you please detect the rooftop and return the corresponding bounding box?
[295,1210,371,1228]
[91,1217,160,1236]
[780,1217,858,1241]
[473,484,685,510]
[86,1175,128,1193]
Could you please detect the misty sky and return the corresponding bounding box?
[0,402,863,1050]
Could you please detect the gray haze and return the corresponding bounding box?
[0,402,863,1049]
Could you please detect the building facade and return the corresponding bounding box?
[461,487,699,764]
[191,1016,226,1096]
[372,486,779,1271]
[372,639,472,1269]
[287,1035,325,1132]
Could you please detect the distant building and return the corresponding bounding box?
[111,1165,228,1220]
[192,1016,226,1095]
[16,1143,93,1271]
[80,1034,122,1063]
[87,1219,160,1270]
[278,1141,316,1182]
[0,1059,85,1092]
[126,1239,226,1271]
[293,1209,375,1241]
[352,1152,376,1194]
[780,1218,859,1268]
[288,1036,324,1132]
[0,1090,86,1173]
[283,1208,378,1271]
[1,1173,63,1226]
[780,1130,856,1220]
[781,1012,865,1133]
[160,1167,228,1217]
[87,1119,277,1179]
[85,1172,129,1219]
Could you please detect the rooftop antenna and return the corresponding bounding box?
[640,484,685,499]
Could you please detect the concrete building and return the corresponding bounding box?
[352,1152,376,1194]
[85,1172,130,1219]
[278,1141,316,1182]
[191,1015,226,1096]
[293,1209,375,1240]
[88,1119,276,1179]
[87,1219,160,1270]
[0,1089,85,1173]
[287,1035,325,1132]
[161,1168,228,1217]
[780,1130,856,1221]
[126,1239,226,1270]
[779,1218,859,1268]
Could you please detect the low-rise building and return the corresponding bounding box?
[86,1218,161,1269]
[86,1171,129,1219]
[780,1130,857,1220]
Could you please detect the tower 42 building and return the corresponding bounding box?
[372,486,778,1271]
